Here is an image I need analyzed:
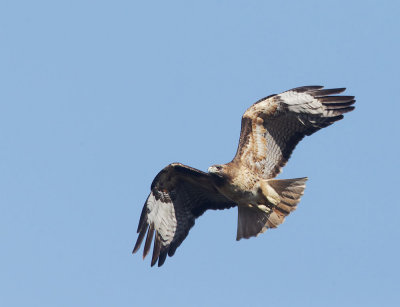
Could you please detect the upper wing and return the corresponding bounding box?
[233,86,355,178]
[132,163,236,267]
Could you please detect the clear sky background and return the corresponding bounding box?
[1,1,399,306]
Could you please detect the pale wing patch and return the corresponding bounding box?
[146,192,177,246]
[279,91,315,106]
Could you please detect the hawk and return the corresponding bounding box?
[133,86,355,267]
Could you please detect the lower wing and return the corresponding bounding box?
[133,163,236,267]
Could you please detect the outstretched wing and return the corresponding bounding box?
[132,163,236,267]
[233,86,355,178]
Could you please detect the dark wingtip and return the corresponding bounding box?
[158,250,168,267]
[322,100,356,109]
[326,104,355,116]
[340,106,355,114]
[151,232,162,267]
[330,114,345,122]
[132,225,147,254]
[320,96,355,103]
[143,225,154,259]
[313,88,346,97]
[137,197,150,233]
[290,85,324,93]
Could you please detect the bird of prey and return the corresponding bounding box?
[132,85,355,267]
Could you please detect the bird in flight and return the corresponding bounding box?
[133,85,355,267]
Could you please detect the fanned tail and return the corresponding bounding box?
[266,177,307,228]
[236,177,307,240]
[236,206,270,240]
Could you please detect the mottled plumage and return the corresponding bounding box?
[133,86,355,266]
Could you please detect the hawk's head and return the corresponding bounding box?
[208,164,228,179]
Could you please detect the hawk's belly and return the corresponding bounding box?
[216,179,269,207]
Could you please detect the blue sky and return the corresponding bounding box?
[1,0,399,306]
